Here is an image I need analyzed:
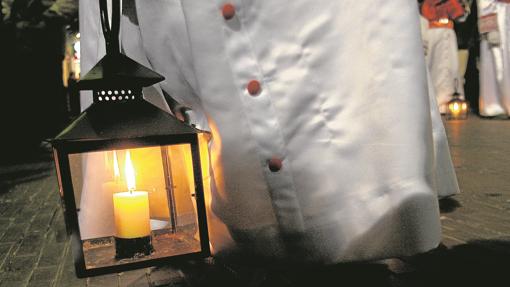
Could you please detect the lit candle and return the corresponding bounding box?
[113,150,153,259]
[451,102,460,115]
[113,192,150,238]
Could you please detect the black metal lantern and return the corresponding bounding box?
[51,0,209,277]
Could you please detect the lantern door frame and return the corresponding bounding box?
[53,134,210,278]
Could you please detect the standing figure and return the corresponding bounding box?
[455,0,481,113]
[421,0,467,113]
[80,0,460,263]
[478,0,510,117]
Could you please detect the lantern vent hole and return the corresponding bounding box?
[92,88,142,103]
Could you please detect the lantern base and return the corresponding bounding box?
[115,236,154,259]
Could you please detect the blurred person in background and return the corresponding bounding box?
[478,0,510,117]
[455,0,480,114]
[0,0,77,152]
[420,0,467,113]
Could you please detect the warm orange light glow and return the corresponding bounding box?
[125,151,136,191]
[113,151,120,179]
[114,150,151,238]
[452,103,460,112]
[447,98,468,120]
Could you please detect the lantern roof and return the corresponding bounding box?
[53,99,201,144]
[77,53,165,90]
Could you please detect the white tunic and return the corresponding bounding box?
[79,0,459,263]
[478,0,510,116]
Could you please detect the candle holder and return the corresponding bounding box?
[51,0,210,278]
[115,235,154,259]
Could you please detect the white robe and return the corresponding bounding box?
[79,0,459,263]
[478,0,510,117]
[420,17,461,200]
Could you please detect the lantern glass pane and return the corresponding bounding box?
[68,144,202,270]
[446,99,469,120]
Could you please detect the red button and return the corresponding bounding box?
[222,3,236,20]
[247,80,261,96]
[268,157,283,172]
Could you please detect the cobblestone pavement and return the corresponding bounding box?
[1,116,509,287]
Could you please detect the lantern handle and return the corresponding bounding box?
[453,78,461,97]
[99,0,121,55]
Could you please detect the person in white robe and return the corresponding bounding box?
[78,0,460,264]
[478,0,510,117]
[420,0,467,114]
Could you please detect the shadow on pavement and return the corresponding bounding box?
[439,197,462,213]
[170,238,510,287]
[0,141,53,193]
[393,239,510,287]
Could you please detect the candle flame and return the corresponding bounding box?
[125,151,136,191]
[450,102,461,115]
[113,151,120,179]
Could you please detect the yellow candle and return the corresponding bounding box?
[113,150,151,239]
[101,180,122,235]
[113,191,151,238]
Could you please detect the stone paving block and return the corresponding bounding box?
[26,189,44,204]
[27,266,59,286]
[54,244,88,287]
[440,234,466,247]
[29,207,56,233]
[1,254,37,283]
[16,231,45,257]
[117,267,187,287]
[49,209,67,243]
[42,198,61,214]
[0,201,23,219]
[0,243,14,270]
[444,216,504,239]
[86,273,121,287]
[38,231,66,268]
[0,218,11,235]
[147,266,187,287]
[0,186,27,204]
[57,265,86,287]
[27,281,54,287]
[0,223,29,243]
[0,280,26,287]
[107,269,147,287]
[14,200,42,225]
